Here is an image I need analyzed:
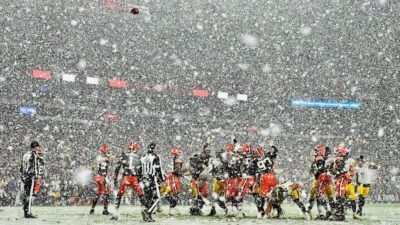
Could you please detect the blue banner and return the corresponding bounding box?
[291,99,361,109]
[19,107,37,116]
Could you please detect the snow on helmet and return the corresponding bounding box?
[171,147,181,157]
[128,142,140,153]
[336,145,349,157]
[100,144,108,155]
[226,144,234,152]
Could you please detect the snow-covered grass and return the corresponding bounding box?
[0,203,399,225]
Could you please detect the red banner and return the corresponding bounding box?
[193,89,209,97]
[109,80,127,88]
[246,125,261,133]
[102,113,120,122]
[32,70,52,80]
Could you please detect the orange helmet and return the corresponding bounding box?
[255,146,266,157]
[314,144,327,156]
[242,144,250,154]
[226,144,234,152]
[127,142,140,153]
[336,146,349,157]
[100,144,108,155]
[171,147,181,157]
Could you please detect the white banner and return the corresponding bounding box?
[62,74,76,82]
[217,91,229,99]
[237,94,248,101]
[87,77,100,85]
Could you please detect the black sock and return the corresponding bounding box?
[255,196,265,213]
[350,200,356,213]
[115,195,122,209]
[168,196,178,208]
[335,197,345,216]
[329,200,336,212]
[217,199,227,210]
[103,195,109,210]
[91,195,99,209]
[308,199,315,211]
[358,196,365,214]
[294,199,306,213]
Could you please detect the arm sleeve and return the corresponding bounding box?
[154,155,165,181]
[114,156,122,178]
[270,146,278,159]
[316,160,325,171]
[26,154,35,177]
[20,163,24,174]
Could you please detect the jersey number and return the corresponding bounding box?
[100,161,107,170]
[142,160,152,175]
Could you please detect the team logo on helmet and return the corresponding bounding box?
[336,146,349,157]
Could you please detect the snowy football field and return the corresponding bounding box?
[0,204,399,225]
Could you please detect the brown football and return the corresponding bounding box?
[131,8,139,15]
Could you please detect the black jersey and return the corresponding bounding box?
[209,155,227,180]
[225,152,242,178]
[141,152,164,180]
[310,156,328,179]
[21,151,45,178]
[190,151,211,179]
[115,152,142,177]
[241,153,258,177]
[257,146,278,174]
[190,155,203,180]
[257,155,275,174]
[199,151,211,167]
[96,153,111,176]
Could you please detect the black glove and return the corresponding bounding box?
[21,174,28,183]
[325,147,331,159]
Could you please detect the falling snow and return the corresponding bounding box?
[0,0,399,224]
[241,34,258,49]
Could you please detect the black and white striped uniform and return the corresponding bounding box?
[140,152,165,213]
[20,151,44,216]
